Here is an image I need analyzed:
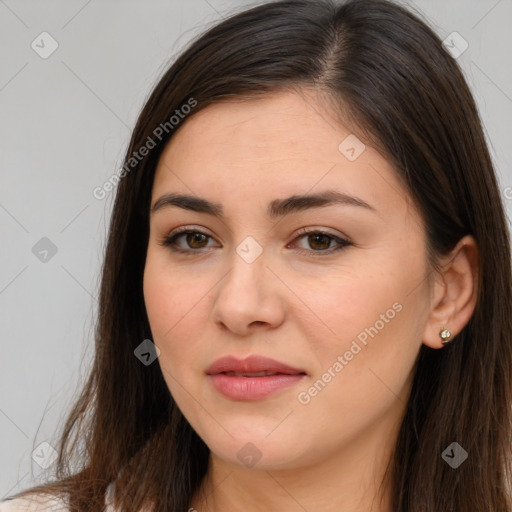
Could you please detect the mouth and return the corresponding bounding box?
[206,355,307,401]
[221,371,299,377]
[206,354,306,376]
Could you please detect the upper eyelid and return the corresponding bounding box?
[166,225,216,239]
[166,225,347,241]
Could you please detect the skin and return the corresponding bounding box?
[143,89,478,512]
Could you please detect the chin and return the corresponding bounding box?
[201,430,312,471]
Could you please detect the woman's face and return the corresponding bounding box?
[143,89,432,471]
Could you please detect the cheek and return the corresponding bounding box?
[293,290,419,454]
[295,252,426,399]
[143,257,220,434]
[143,255,207,370]
[290,265,401,355]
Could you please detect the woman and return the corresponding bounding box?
[2,0,511,510]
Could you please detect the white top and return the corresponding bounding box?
[0,494,70,512]
[0,494,122,512]
[0,481,159,512]
[0,483,117,512]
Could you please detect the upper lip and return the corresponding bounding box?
[206,355,306,375]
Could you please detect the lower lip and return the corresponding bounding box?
[209,373,305,400]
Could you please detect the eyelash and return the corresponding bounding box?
[158,226,352,257]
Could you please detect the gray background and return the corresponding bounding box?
[1,0,511,498]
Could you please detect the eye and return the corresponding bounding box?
[159,227,352,256]
[159,228,219,254]
[290,228,352,255]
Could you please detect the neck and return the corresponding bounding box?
[190,414,400,512]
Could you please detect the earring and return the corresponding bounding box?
[440,328,452,345]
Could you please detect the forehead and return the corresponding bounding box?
[151,90,410,219]
[157,90,351,173]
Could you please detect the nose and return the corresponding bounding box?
[211,247,286,336]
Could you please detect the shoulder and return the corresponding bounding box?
[0,494,68,511]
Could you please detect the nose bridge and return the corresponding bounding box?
[221,239,268,301]
[212,238,285,333]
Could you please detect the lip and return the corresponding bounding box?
[206,355,307,401]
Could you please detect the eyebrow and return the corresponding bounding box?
[150,190,376,218]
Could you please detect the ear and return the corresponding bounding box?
[422,235,479,349]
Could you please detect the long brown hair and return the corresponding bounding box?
[9,0,512,510]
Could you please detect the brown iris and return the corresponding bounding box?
[186,232,209,248]
[307,233,331,250]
